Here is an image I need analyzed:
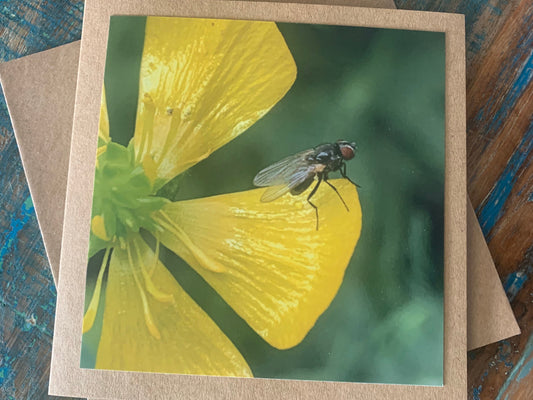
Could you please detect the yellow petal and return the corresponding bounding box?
[141,152,159,185]
[98,87,110,144]
[83,247,111,333]
[133,17,297,182]
[154,179,362,349]
[91,215,109,241]
[95,236,252,376]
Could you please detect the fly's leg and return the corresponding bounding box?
[341,163,361,188]
[324,175,349,212]
[307,174,322,230]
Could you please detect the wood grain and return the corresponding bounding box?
[398,0,533,398]
[0,0,531,399]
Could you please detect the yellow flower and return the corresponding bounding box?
[83,17,362,376]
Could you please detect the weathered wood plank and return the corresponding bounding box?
[0,0,83,60]
[389,2,533,400]
[396,0,520,72]
[0,1,531,399]
[495,334,533,400]
[468,278,533,400]
[460,3,533,398]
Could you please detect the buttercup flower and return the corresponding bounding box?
[82,17,362,376]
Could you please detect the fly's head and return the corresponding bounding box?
[337,140,357,161]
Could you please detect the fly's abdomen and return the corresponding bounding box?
[290,176,315,195]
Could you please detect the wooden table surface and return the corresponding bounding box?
[0,1,531,399]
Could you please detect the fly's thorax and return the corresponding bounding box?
[314,145,336,162]
[310,143,343,173]
[325,157,344,173]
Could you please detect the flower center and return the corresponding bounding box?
[90,142,168,252]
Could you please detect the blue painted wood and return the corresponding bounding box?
[0,1,83,60]
[477,121,533,239]
[495,335,533,399]
[398,2,533,398]
[1,2,83,398]
[395,0,513,67]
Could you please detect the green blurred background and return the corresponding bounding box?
[82,17,445,385]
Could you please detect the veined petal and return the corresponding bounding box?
[95,236,252,376]
[133,17,297,184]
[154,179,362,350]
[83,247,111,333]
[98,87,110,145]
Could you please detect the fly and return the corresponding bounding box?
[253,140,360,230]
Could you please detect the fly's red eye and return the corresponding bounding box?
[340,146,355,160]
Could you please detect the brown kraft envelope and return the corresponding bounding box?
[0,0,519,355]
[41,1,468,398]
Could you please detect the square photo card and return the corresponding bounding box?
[50,2,466,399]
[82,15,445,385]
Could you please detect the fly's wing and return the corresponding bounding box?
[260,166,315,202]
[253,149,314,186]
[253,149,316,202]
